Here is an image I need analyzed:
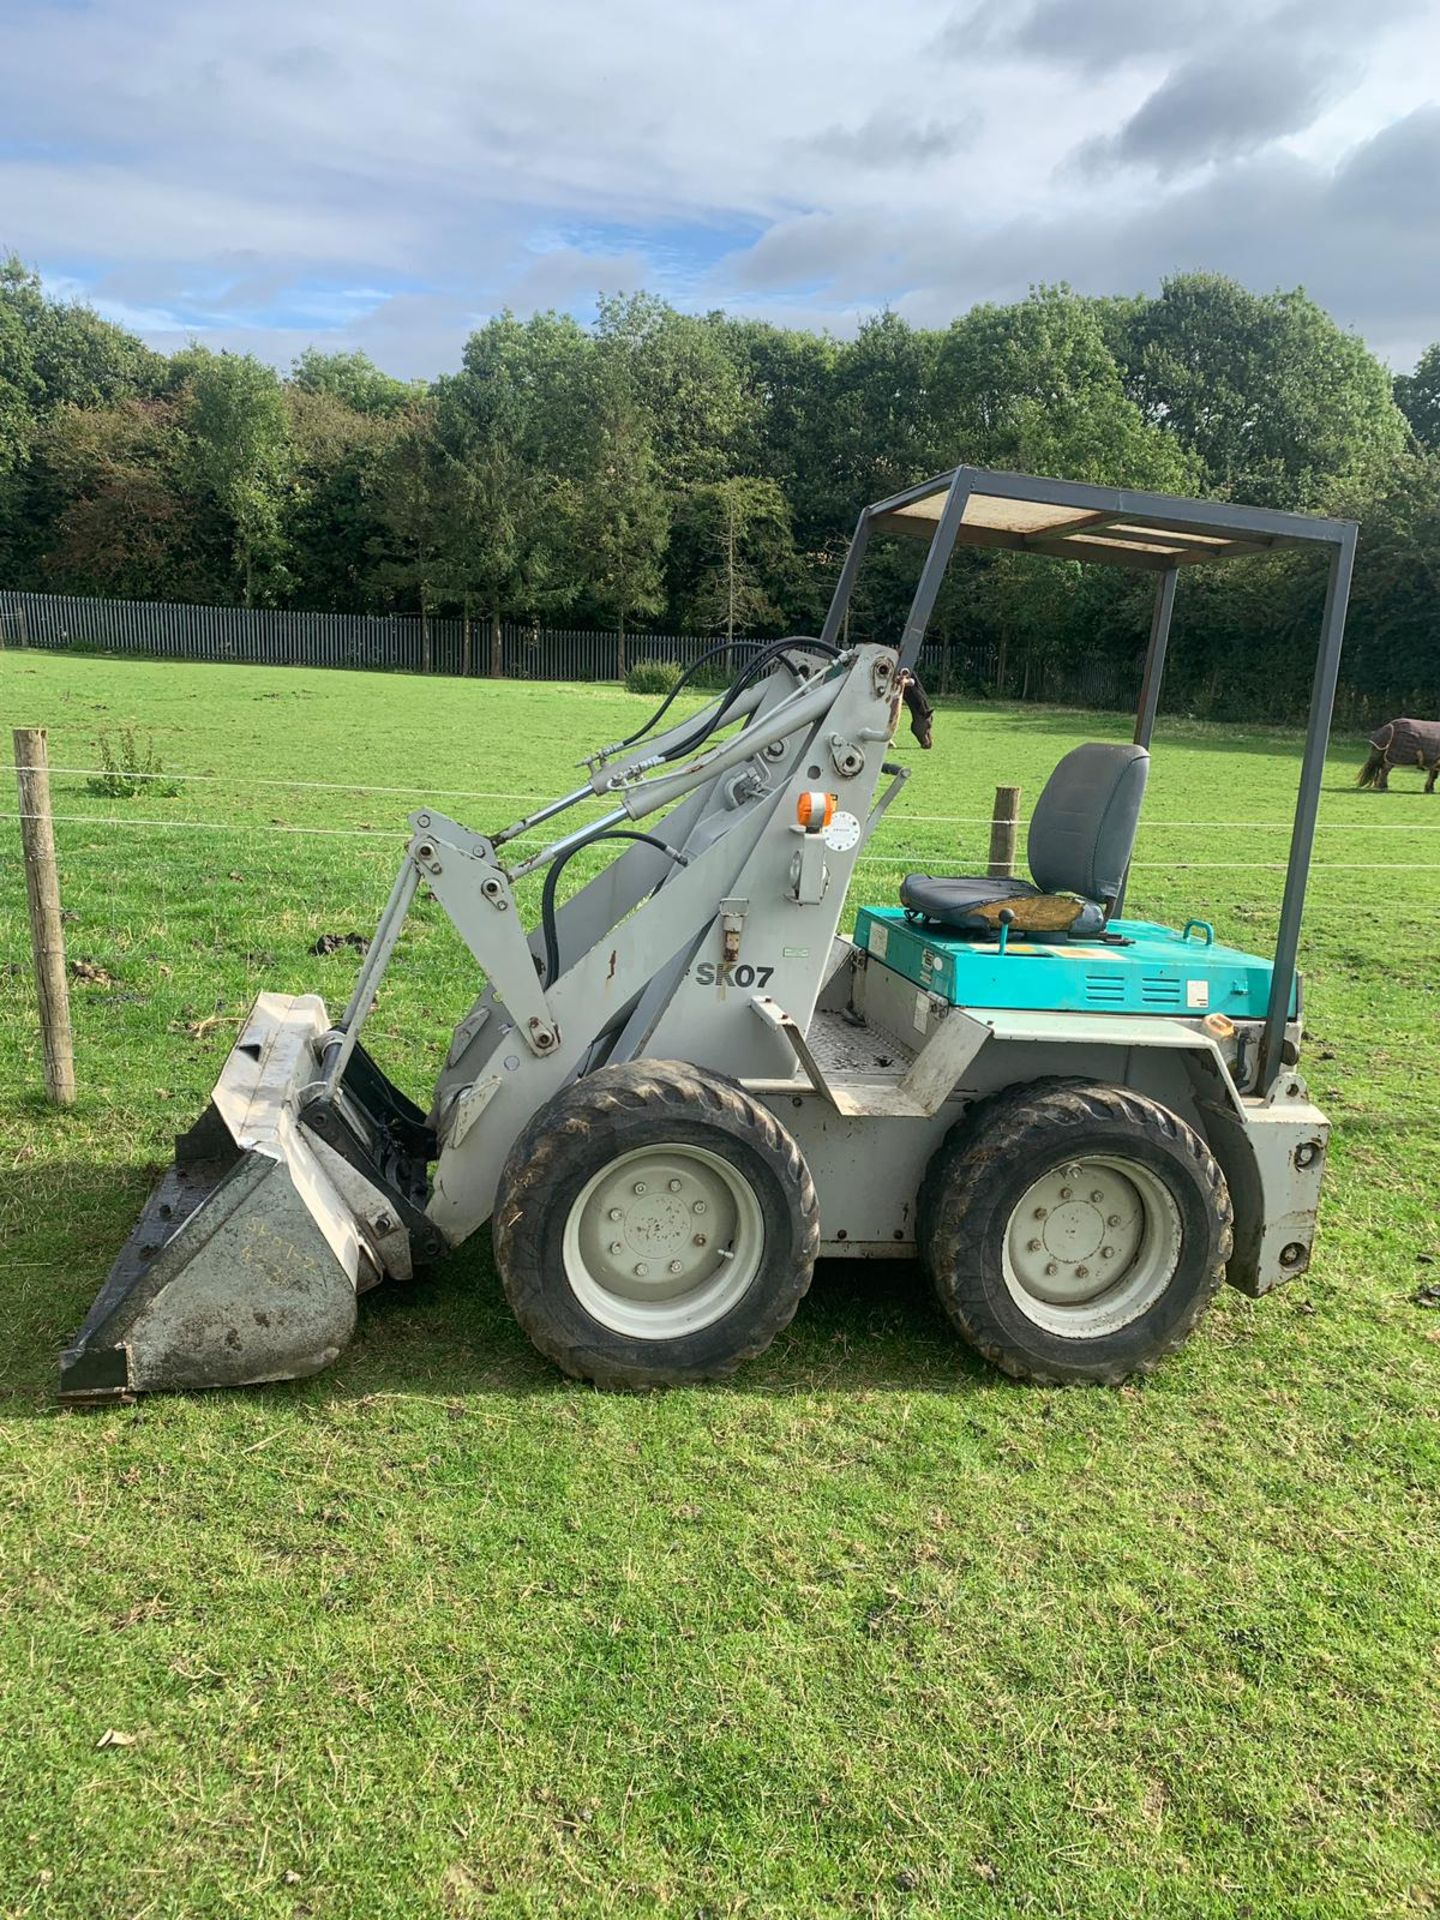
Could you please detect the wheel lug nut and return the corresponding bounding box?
[1027,1238,1042,1253]
[1033,1207,1048,1220]
[692,1201,707,1215]
[633,1182,647,1195]
[693,1234,707,1247]
[1044,1262,1058,1276]
[634,1263,649,1277]
[1059,1187,1073,1200]
[1075,1265,1089,1279]
[668,1179,682,1193]
[668,1261,684,1274]
[608,1208,622,1221]
[1089,1190,1104,1203]
[1102,1246,1115,1259]
[608,1241,622,1255]
[1107,1215,1121,1227]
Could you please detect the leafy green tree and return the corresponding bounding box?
[1,255,164,413]
[574,346,670,673]
[674,476,796,653]
[0,297,35,477]
[922,288,1193,691]
[0,256,166,576]
[0,255,1434,723]
[594,295,755,488]
[171,349,292,605]
[284,384,405,611]
[458,310,593,470]
[807,312,939,526]
[28,398,205,599]
[1341,448,1440,708]
[433,313,591,671]
[710,318,837,496]
[365,399,461,669]
[771,312,941,642]
[1105,274,1407,505]
[934,286,1195,488]
[291,347,417,416]
[1395,344,1440,451]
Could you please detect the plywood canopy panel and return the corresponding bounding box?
[1064,533,1194,557]
[885,493,1108,536]
[870,470,1332,571]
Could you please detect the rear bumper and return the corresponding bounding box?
[1200,1084,1330,1296]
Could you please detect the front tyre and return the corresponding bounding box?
[918,1080,1233,1385]
[493,1061,819,1388]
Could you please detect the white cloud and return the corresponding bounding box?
[2,0,1436,372]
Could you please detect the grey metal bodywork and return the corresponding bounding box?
[62,468,1355,1398]
[754,941,1325,1293]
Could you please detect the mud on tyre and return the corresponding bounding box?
[493,1059,820,1388]
[918,1078,1233,1386]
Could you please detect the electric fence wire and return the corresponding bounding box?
[8,810,1440,871]
[9,766,1440,832]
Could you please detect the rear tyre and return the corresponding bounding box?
[918,1079,1232,1385]
[493,1060,819,1388]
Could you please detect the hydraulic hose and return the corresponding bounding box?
[660,637,841,765]
[540,830,686,987]
[611,639,753,752]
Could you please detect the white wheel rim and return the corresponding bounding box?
[562,1143,765,1339]
[1001,1155,1182,1338]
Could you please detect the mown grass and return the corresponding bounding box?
[1,652,1438,1919]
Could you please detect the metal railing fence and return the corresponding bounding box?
[2,588,1134,705]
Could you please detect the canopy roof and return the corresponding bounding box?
[868,467,1353,571]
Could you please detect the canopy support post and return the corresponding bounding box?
[1113,567,1178,919]
[1258,532,1355,1094]
[898,472,973,674]
[1134,567,1178,751]
[820,512,872,650]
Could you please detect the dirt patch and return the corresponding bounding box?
[309,931,370,956]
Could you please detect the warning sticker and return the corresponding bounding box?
[869,921,889,961]
[1186,978,1210,1009]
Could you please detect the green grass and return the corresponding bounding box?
[2,653,1438,1919]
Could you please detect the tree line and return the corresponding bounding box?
[2,255,1438,721]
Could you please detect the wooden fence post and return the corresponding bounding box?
[12,728,76,1106]
[987,784,1021,881]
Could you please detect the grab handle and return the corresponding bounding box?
[1182,919,1215,946]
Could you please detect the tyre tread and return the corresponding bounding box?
[919,1077,1233,1386]
[494,1061,819,1389]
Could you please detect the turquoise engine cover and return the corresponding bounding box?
[853,908,1297,1019]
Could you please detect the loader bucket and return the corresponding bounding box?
[59,993,430,1405]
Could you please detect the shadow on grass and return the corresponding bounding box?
[0,1162,995,1419]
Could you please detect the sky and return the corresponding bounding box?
[3,0,1439,377]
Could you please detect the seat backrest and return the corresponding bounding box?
[1026,743,1149,907]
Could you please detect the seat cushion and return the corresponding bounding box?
[899,873,1105,936]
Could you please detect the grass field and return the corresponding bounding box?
[2,652,1439,1919]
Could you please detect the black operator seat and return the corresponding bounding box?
[899,743,1149,938]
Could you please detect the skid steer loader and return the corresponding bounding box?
[60,467,1356,1402]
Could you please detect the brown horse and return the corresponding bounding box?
[1356,717,1440,792]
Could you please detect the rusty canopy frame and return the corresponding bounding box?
[819,465,1359,1096]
